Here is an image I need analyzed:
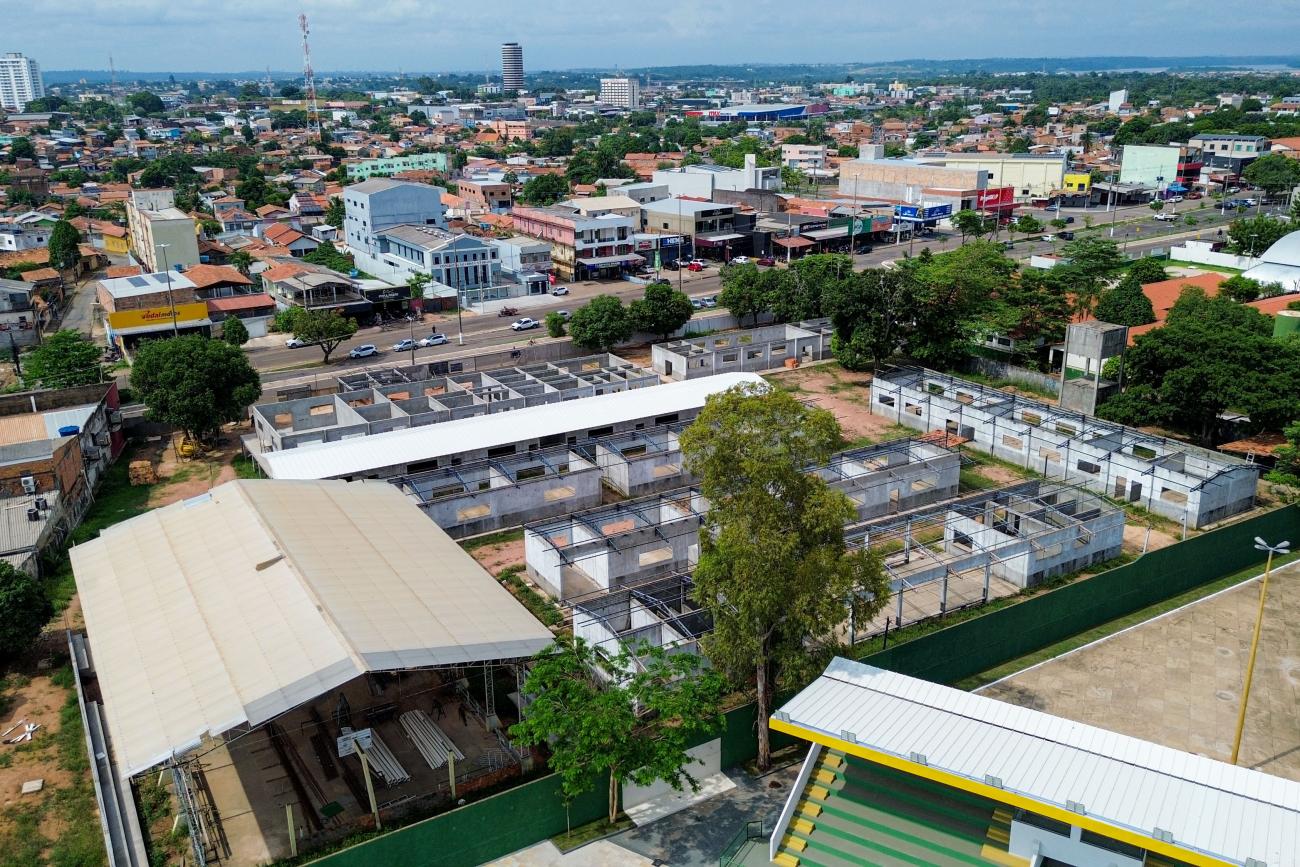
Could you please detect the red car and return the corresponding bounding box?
[687,261,705,272]
[757,256,776,266]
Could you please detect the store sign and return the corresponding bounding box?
[894,204,953,221]
[107,302,209,330]
[851,216,894,233]
[635,239,655,252]
[658,235,683,247]
[976,187,1015,209]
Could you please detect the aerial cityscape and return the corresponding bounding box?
[3,4,1300,867]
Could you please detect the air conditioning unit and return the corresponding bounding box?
[95,431,110,447]
[34,497,48,512]
[107,410,123,429]
[83,445,102,462]
[20,476,36,494]
[26,507,40,522]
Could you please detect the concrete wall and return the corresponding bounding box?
[1169,240,1259,271]
[652,320,833,380]
[595,428,691,497]
[870,369,1259,529]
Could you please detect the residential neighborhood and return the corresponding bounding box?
[4,6,1300,867]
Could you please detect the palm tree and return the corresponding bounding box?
[229,250,254,276]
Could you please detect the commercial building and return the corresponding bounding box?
[1189,133,1270,174]
[0,52,44,112]
[260,258,373,319]
[780,143,830,174]
[599,77,641,109]
[770,657,1300,867]
[870,367,1260,528]
[97,271,211,349]
[125,188,200,273]
[684,102,830,122]
[456,179,512,213]
[913,151,1068,201]
[366,224,501,300]
[1118,143,1204,191]
[343,178,447,259]
[500,42,524,91]
[488,234,552,279]
[70,478,554,865]
[641,198,741,252]
[652,320,834,380]
[652,154,782,197]
[344,152,448,180]
[839,152,990,210]
[511,203,641,280]
[250,371,762,481]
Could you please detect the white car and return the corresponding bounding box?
[730,256,751,265]
[550,286,570,296]
[392,338,417,352]
[1153,212,1177,222]
[511,318,541,331]
[553,310,571,320]
[348,344,379,359]
[418,333,448,347]
[285,337,305,348]
[1042,234,1056,242]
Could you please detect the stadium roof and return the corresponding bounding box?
[72,479,554,776]
[773,657,1300,867]
[257,372,764,480]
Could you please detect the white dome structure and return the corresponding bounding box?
[1242,230,1300,293]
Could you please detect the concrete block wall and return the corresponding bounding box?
[653,320,834,381]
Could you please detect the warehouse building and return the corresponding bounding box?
[252,372,764,481]
[71,479,555,866]
[870,367,1259,529]
[652,320,834,380]
[770,657,1300,867]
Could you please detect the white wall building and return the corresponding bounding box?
[0,53,44,112]
[500,42,524,91]
[343,178,447,258]
[600,77,641,109]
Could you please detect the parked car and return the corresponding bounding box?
[418,333,448,347]
[690,297,705,309]
[550,286,570,296]
[1186,191,1203,200]
[729,255,751,265]
[689,259,708,268]
[554,309,571,320]
[392,338,417,352]
[662,260,680,270]
[1166,195,1184,203]
[1042,234,1056,242]
[1059,231,1075,240]
[349,344,379,359]
[757,256,776,266]
[511,317,541,331]
[285,337,305,348]
[687,261,705,272]
[700,295,718,308]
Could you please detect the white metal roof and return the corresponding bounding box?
[71,479,554,776]
[98,271,198,299]
[259,372,764,480]
[777,658,1300,867]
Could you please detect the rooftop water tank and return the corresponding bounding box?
[57,425,80,437]
[1274,309,1300,340]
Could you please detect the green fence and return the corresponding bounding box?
[310,505,1299,866]
[862,504,1300,685]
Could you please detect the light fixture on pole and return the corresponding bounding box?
[158,243,178,337]
[1230,536,1291,765]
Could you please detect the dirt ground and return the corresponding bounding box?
[1122,522,1179,556]
[765,365,905,443]
[967,463,1025,487]
[469,537,527,576]
[139,428,246,509]
[0,668,75,806]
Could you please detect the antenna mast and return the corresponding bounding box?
[299,12,321,140]
[109,55,116,90]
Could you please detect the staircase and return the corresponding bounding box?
[772,749,1029,867]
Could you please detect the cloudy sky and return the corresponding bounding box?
[12,0,1300,73]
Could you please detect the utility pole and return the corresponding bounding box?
[1230,537,1291,765]
[159,243,178,336]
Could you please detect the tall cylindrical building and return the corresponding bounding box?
[500,43,524,92]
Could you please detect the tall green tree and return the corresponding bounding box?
[630,282,694,341]
[509,636,726,825]
[569,295,633,351]
[228,250,254,276]
[21,330,102,390]
[951,209,992,242]
[47,219,81,272]
[718,262,773,328]
[325,196,344,228]
[1242,154,1300,197]
[1093,273,1156,327]
[220,316,250,346]
[823,267,916,371]
[681,383,889,769]
[127,92,165,114]
[519,173,570,205]
[131,335,262,441]
[6,137,35,163]
[1010,213,1043,242]
[1227,215,1291,256]
[1126,257,1169,285]
[290,308,360,363]
[0,561,52,661]
[898,242,1014,366]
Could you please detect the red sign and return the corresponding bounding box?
[976,186,1015,209]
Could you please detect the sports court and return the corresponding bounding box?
[981,558,1300,781]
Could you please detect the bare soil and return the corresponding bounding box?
[144,428,247,509]
[1122,522,1179,556]
[765,366,902,442]
[0,674,74,807]
[470,538,526,575]
[968,463,1025,486]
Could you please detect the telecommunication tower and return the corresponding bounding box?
[298,13,321,139]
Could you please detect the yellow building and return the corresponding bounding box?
[1063,171,1092,193]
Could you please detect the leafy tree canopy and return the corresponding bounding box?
[630,282,694,341]
[22,330,102,390]
[131,335,262,441]
[0,562,52,662]
[569,295,632,351]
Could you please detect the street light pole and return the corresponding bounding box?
[158,243,178,336]
[1230,536,1291,765]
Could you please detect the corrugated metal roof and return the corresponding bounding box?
[777,658,1300,867]
[71,479,554,776]
[260,372,764,480]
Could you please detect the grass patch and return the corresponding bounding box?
[955,549,1300,691]
[0,804,45,867]
[1163,259,1242,275]
[459,526,524,552]
[551,815,633,852]
[232,454,261,479]
[950,368,1057,401]
[55,684,89,775]
[497,566,563,628]
[959,468,1001,490]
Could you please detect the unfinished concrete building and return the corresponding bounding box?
[524,490,709,600]
[812,439,961,520]
[870,367,1259,529]
[570,575,710,679]
[593,424,693,497]
[845,482,1126,638]
[391,447,604,538]
[652,319,834,380]
[252,353,659,453]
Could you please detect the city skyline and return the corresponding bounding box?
[10,0,1300,75]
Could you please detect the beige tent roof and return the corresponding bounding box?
[72,479,553,776]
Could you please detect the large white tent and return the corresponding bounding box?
[72,478,554,776]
